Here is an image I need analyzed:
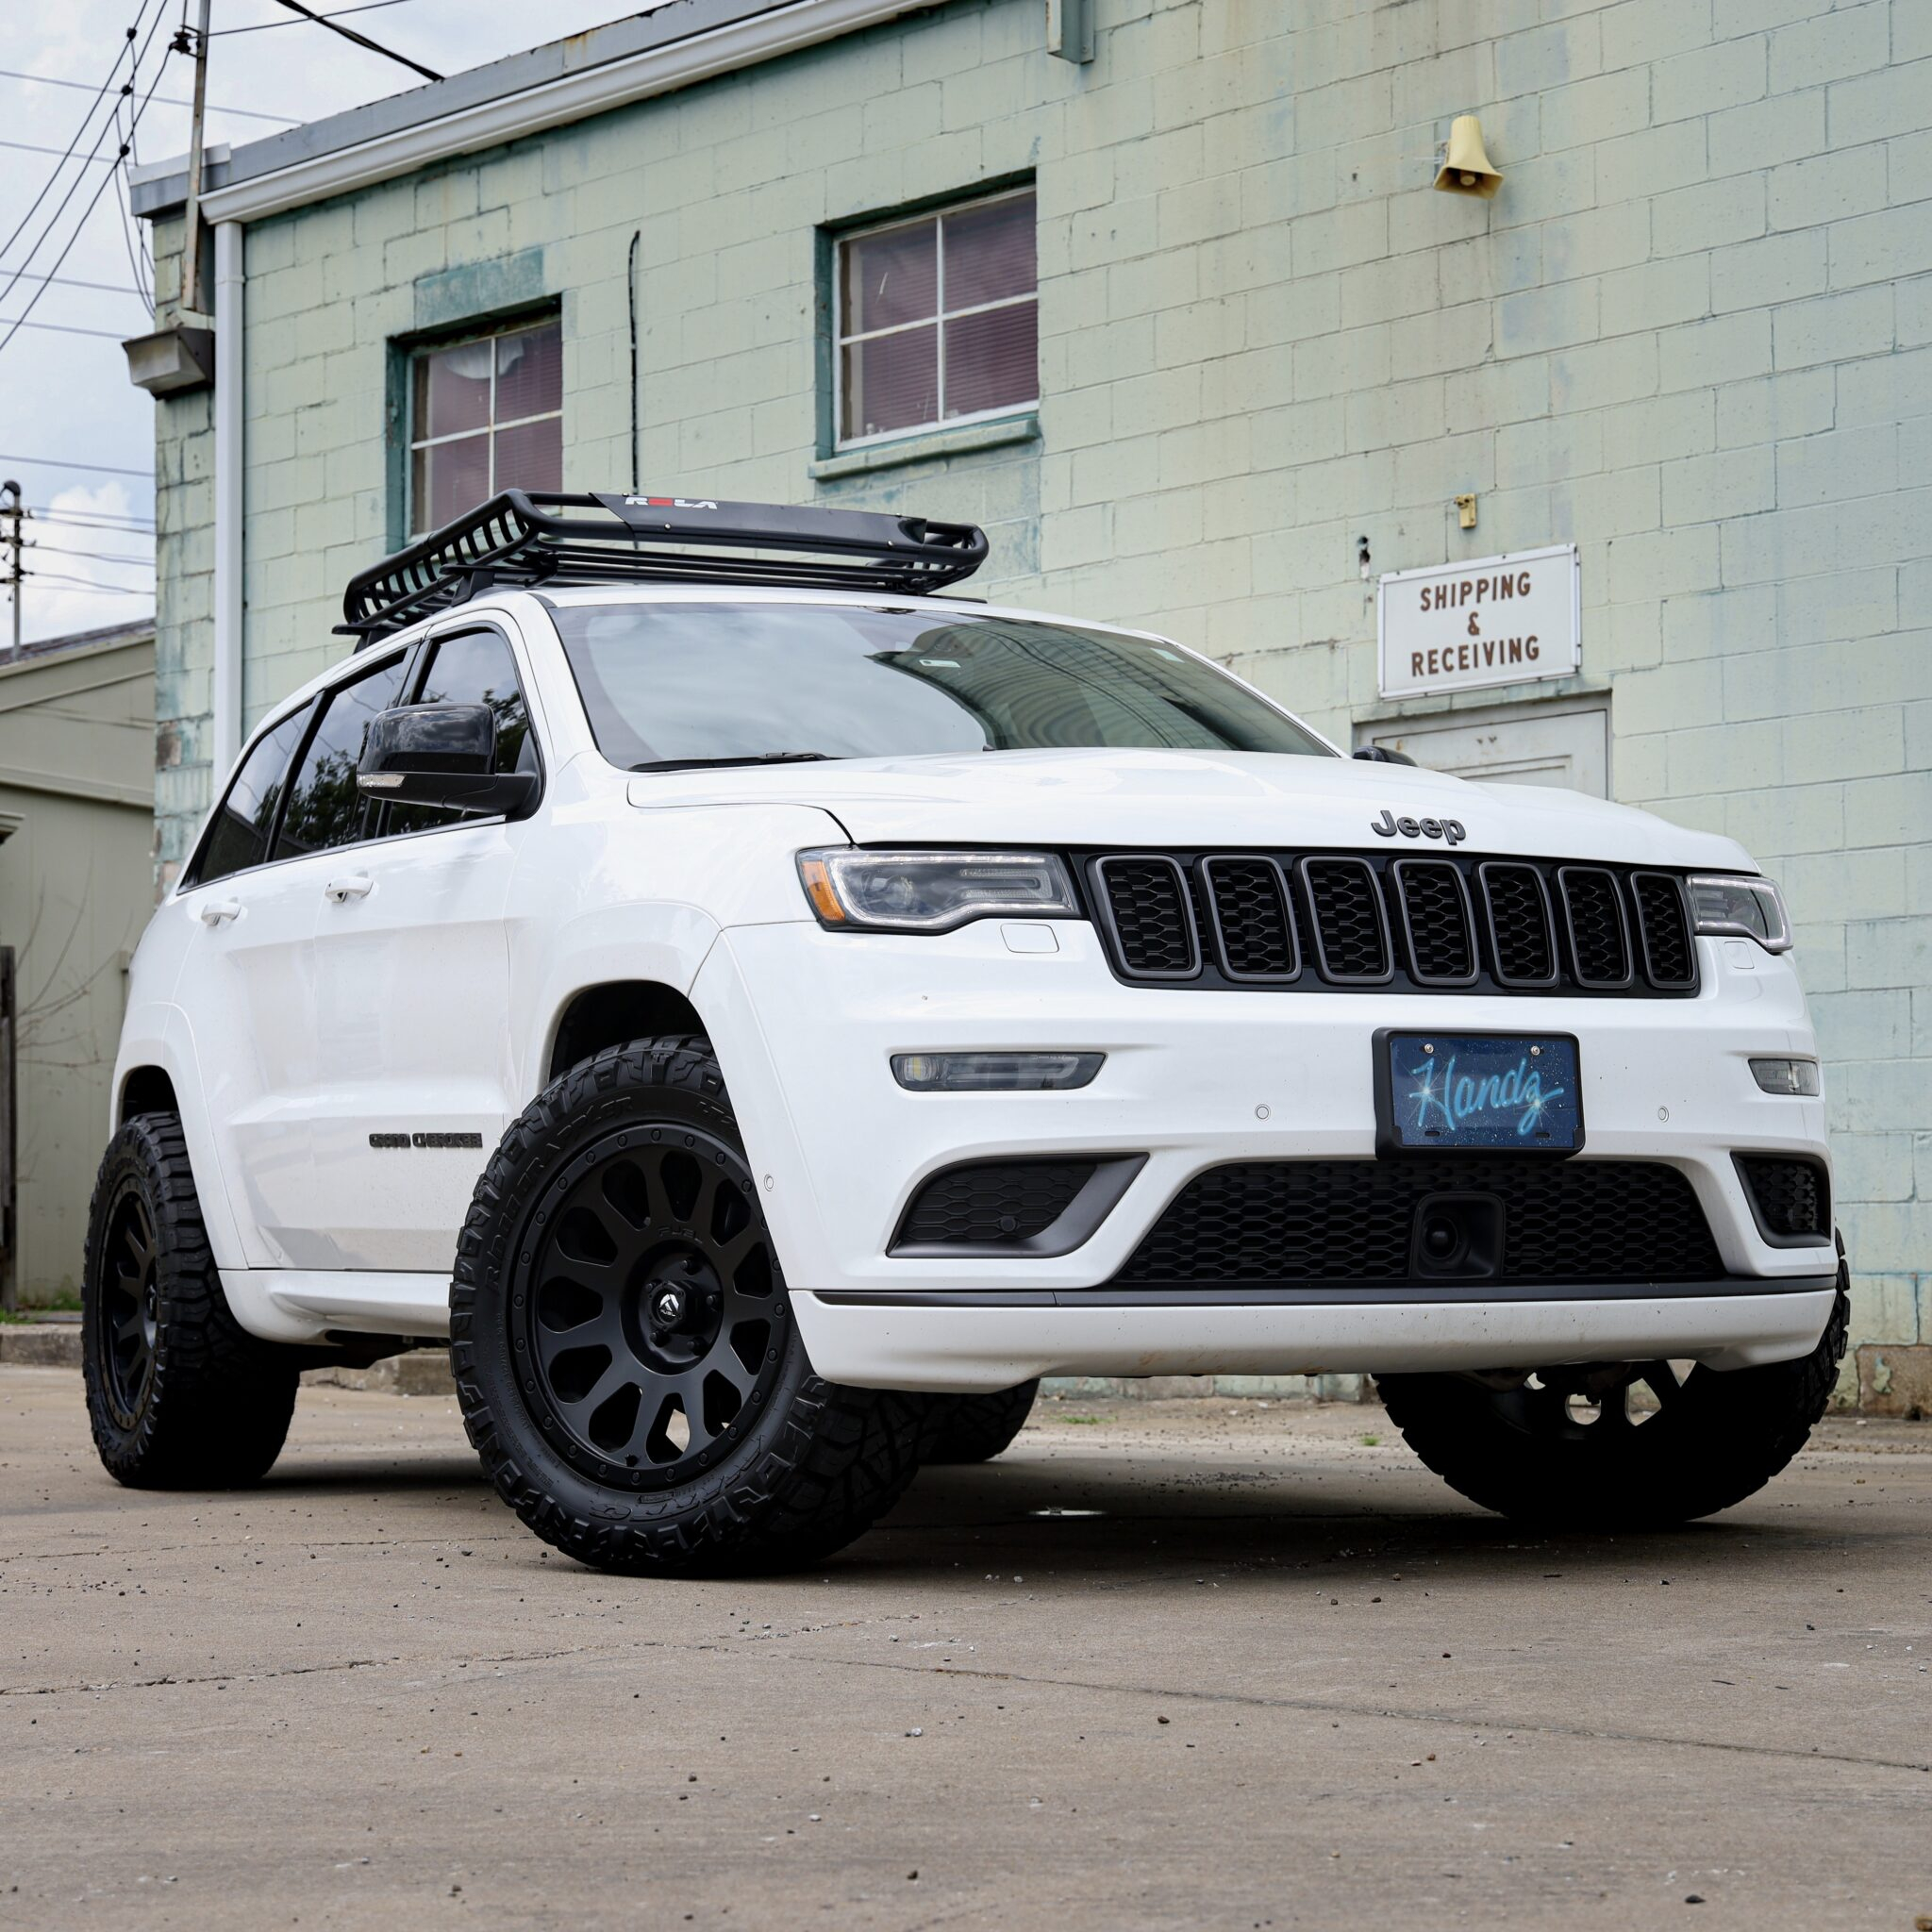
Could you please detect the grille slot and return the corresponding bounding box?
[1201,856,1298,980]
[1299,858,1392,983]
[1479,861,1558,987]
[1092,856,1200,979]
[1632,871,1696,989]
[1081,851,1697,998]
[1557,866,1633,988]
[1736,1156,1831,1245]
[1116,1159,1724,1285]
[894,1160,1097,1251]
[1393,859,1477,985]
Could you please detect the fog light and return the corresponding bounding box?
[891,1052,1103,1091]
[1749,1058,1820,1096]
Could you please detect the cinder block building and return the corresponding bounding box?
[130,0,1932,1400]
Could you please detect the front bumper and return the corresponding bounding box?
[694,918,1836,1391]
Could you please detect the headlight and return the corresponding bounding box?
[797,849,1079,933]
[1689,874,1791,953]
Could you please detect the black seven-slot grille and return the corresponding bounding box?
[1116,1159,1724,1284]
[1087,851,1698,997]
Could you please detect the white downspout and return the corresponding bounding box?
[212,219,244,776]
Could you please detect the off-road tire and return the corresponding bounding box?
[1378,1255,1850,1529]
[917,1380,1040,1464]
[81,1112,299,1488]
[451,1037,924,1575]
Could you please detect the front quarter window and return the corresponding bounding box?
[192,703,314,888]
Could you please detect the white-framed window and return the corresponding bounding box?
[408,315,562,538]
[834,187,1037,449]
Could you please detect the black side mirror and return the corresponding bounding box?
[358,703,537,818]
[1353,744,1418,766]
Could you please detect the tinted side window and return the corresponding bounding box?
[416,630,535,774]
[274,654,411,861]
[194,704,314,887]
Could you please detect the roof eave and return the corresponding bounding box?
[132,0,944,227]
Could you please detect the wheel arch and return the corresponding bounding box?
[117,1063,179,1125]
[545,978,709,1082]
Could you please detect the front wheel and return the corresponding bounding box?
[1378,1262,1849,1529]
[451,1039,924,1575]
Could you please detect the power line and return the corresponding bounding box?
[0,67,299,124]
[16,570,154,597]
[27,509,157,532]
[0,5,170,313]
[0,140,122,165]
[0,455,151,478]
[270,0,441,81]
[0,318,137,341]
[1,270,148,297]
[30,541,155,568]
[0,9,150,271]
[0,34,174,359]
[213,0,417,30]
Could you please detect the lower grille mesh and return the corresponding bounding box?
[1737,1156,1830,1242]
[895,1160,1096,1250]
[1115,1159,1724,1284]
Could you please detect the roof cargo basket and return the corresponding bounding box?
[337,489,990,644]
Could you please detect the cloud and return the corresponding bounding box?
[13,480,154,645]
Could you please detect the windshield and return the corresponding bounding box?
[545,600,1331,768]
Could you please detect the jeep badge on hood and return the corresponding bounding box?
[1372,808,1466,844]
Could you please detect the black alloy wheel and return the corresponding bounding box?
[81,1111,300,1489]
[454,1038,924,1574]
[514,1123,784,1490]
[95,1186,161,1429]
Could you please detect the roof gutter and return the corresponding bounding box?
[185,0,936,227]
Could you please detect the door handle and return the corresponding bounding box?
[324,874,374,904]
[198,898,242,927]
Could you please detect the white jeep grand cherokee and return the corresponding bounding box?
[85,492,1845,1574]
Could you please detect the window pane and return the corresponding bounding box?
[415,431,491,535]
[273,655,410,861]
[943,301,1037,418]
[386,632,534,834]
[550,602,1331,767]
[841,218,938,335]
[416,338,492,440]
[943,195,1035,309]
[841,324,938,440]
[195,705,313,885]
[494,414,562,495]
[495,320,561,423]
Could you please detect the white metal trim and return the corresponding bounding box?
[198,0,942,225]
[212,220,244,778]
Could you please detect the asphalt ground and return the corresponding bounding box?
[1,1363,1927,1930]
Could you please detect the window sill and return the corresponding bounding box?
[809,412,1041,482]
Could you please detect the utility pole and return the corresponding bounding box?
[0,481,26,656]
[175,0,214,325]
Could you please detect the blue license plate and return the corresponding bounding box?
[1376,1031,1582,1154]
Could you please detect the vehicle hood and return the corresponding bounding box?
[625,748,1754,869]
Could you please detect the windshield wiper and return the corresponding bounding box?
[629,751,842,773]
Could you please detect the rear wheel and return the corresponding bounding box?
[917,1381,1039,1464]
[452,1039,923,1575]
[1378,1260,1849,1528]
[82,1113,299,1488]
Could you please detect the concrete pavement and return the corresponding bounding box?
[1,1363,1927,1929]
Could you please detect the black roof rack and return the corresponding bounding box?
[336,489,989,644]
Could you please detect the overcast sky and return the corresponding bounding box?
[2,0,654,641]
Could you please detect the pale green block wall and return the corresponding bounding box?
[149,0,1931,1373]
